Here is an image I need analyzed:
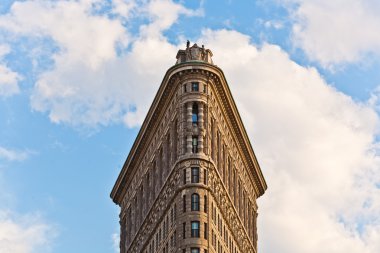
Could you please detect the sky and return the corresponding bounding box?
[0,0,380,252]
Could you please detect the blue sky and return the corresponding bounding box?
[0,1,380,253]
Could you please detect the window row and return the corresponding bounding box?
[144,204,177,253]
[210,122,256,240]
[210,201,241,253]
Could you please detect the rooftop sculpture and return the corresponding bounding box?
[176,40,214,64]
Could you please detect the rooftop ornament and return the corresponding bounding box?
[176,40,214,65]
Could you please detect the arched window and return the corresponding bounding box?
[192,103,198,124]
[191,193,200,211]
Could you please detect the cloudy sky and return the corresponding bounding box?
[1,0,380,252]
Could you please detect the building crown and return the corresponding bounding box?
[176,40,214,65]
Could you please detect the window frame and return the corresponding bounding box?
[192,136,198,153]
[192,103,199,125]
[191,221,200,237]
[191,193,200,211]
[191,167,200,183]
[191,82,199,92]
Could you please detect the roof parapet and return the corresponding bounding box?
[176,41,214,65]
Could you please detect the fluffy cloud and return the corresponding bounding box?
[0,44,21,97]
[1,1,380,252]
[201,29,380,253]
[0,0,128,68]
[284,0,380,67]
[0,211,53,253]
[0,146,32,162]
[0,0,200,128]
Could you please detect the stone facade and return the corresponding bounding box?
[111,43,267,253]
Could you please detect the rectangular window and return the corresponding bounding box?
[204,196,207,212]
[191,82,199,91]
[183,195,186,212]
[171,208,174,224]
[183,169,187,184]
[191,193,200,211]
[211,202,214,219]
[191,167,199,183]
[192,136,198,153]
[204,222,208,239]
[183,222,186,239]
[204,169,207,184]
[192,103,198,125]
[174,204,177,220]
[191,221,200,237]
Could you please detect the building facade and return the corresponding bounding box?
[111,43,267,253]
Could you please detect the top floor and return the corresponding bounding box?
[176,41,213,65]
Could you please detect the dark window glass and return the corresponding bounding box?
[192,103,198,124]
[192,136,198,153]
[204,223,208,239]
[191,193,200,211]
[191,221,200,237]
[191,167,199,183]
[183,222,186,239]
[191,82,199,91]
[183,195,186,212]
[184,84,187,92]
[204,196,208,212]
[183,169,186,184]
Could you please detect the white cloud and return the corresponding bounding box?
[0,146,32,162]
[0,211,54,253]
[0,0,199,128]
[0,0,129,69]
[140,0,203,38]
[112,232,119,253]
[283,0,380,67]
[111,0,136,19]
[0,44,21,97]
[1,2,380,251]
[264,20,283,29]
[201,29,380,253]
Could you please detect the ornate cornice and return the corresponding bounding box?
[111,61,267,205]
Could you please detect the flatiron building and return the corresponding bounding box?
[111,42,267,253]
